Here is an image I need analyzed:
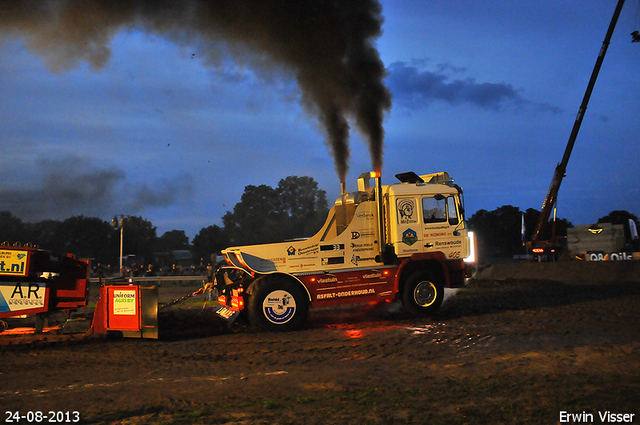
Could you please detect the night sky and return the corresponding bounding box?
[1,0,639,239]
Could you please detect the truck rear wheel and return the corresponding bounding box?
[402,271,444,316]
[247,277,309,331]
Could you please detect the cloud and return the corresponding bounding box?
[0,155,194,222]
[125,175,195,213]
[387,61,560,113]
[0,0,391,182]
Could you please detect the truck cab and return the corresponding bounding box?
[386,171,469,261]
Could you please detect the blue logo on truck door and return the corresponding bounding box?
[402,228,418,246]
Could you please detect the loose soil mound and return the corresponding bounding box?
[475,260,640,282]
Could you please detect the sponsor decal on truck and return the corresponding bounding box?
[0,250,30,277]
[397,199,418,224]
[316,288,375,300]
[402,229,418,246]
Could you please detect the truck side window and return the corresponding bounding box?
[422,197,446,223]
[447,197,459,225]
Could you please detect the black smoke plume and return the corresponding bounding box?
[0,156,194,222]
[0,0,392,183]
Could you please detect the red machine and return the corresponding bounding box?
[89,283,158,339]
[0,246,89,333]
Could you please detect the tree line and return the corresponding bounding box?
[1,173,636,268]
[467,207,638,262]
[0,176,329,271]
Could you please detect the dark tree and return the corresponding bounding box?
[25,219,62,251]
[598,210,638,225]
[120,216,157,265]
[46,216,116,263]
[468,206,523,259]
[468,205,571,262]
[522,208,571,243]
[222,176,329,246]
[276,176,328,240]
[223,184,284,245]
[193,224,229,265]
[0,211,26,245]
[158,230,190,252]
[598,210,639,241]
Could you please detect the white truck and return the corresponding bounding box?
[213,171,472,330]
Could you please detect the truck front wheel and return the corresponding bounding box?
[402,271,444,316]
[247,277,309,331]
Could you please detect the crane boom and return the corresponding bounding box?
[531,0,626,244]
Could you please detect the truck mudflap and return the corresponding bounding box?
[448,259,468,288]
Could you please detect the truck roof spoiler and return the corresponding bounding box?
[395,171,423,183]
[395,171,451,184]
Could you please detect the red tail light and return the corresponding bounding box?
[231,296,244,309]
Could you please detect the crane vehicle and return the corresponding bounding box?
[529,0,627,261]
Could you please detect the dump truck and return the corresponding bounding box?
[213,171,472,331]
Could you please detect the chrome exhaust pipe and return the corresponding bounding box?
[375,173,386,263]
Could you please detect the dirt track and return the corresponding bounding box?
[1,263,639,424]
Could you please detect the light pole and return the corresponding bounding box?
[112,215,126,276]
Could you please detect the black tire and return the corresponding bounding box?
[402,271,444,316]
[247,276,309,331]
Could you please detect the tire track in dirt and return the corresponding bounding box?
[1,370,289,398]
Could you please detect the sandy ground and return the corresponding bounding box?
[1,262,639,424]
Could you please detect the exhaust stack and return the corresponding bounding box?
[357,171,387,263]
[375,173,386,263]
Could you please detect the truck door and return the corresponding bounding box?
[421,195,463,258]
